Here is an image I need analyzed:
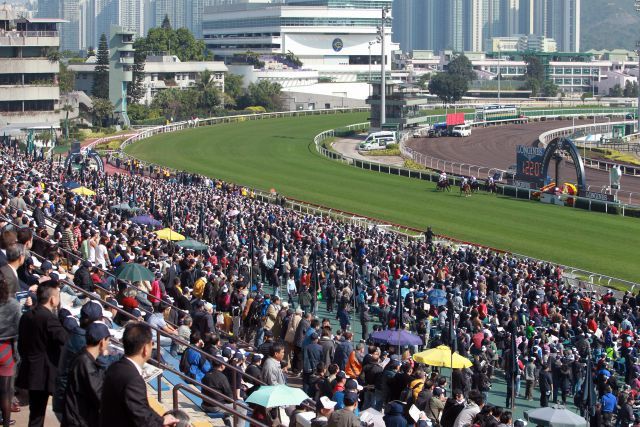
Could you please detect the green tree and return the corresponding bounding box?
[61,103,74,142]
[581,92,593,104]
[86,47,95,58]
[196,70,222,114]
[127,103,162,122]
[541,80,559,97]
[127,49,146,103]
[151,88,183,119]
[58,63,75,94]
[623,81,638,97]
[92,34,110,99]
[161,14,171,30]
[525,78,541,97]
[135,27,208,62]
[91,97,114,126]
[428,73,468,104]
[224,73,244,108]
[417,74,431,90]
[524,55,545,82]
[244,80,282,111]
[446,54,475,81]
[609,84,623,97]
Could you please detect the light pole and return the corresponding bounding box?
[379,6,391,127]
[368,38,380,97]
[637,40,640,133]
[497,44,501,105]
[636,0,640,132]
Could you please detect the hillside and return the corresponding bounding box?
[582,0,640,51]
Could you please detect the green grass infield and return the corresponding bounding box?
[125,112,640,283]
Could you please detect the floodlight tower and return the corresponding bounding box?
[378,6,391,126]
[636,1,640,132]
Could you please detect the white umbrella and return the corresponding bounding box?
[525,405,587,427]
[360,408,385,427]
[227,209,240,217]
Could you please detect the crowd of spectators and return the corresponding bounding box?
[0,145,637,427]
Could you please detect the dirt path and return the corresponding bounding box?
[406,120,640,203]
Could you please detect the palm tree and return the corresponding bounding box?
[196,70,221,115]
[61,103,74,143]
[196,69,215,91]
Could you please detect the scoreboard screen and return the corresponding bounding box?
[515,145,545,184]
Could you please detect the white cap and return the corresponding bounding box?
[319,396,337,410]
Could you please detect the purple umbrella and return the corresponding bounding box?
[131,215,162,227]
[370,329,423,346]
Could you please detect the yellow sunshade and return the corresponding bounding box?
[413,345,473,368]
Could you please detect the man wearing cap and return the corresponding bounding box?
[257,329,275,357]
[62,322,111,426]
[310,396,336,427]
[245,353,263,382]
[53,300,105,417]
[202,356,233,414]
[303,332,323,395]
[73,260,94,294]
[327,391,360,427]
[334,379,361,414]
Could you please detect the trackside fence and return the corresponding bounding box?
[114,107,640,291]
[311,123,640,292]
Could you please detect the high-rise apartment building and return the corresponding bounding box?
[393,0,581,54]
[38,0,147,53]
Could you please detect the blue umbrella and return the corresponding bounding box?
[131,215,162,227]
[428,289,446,298]
[63,181,81,189]
[428,295,448,307]
[428,289,448,306]
[370,329,423,346]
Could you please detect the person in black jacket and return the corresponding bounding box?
[62,322,111,427]
[303,333,323,396]
[16,281,68,427]
[73,260,94,294]
[99,322,178,427]
[539,363,553,408]
[440,389,466,427]
[32,199,46,229]
[202,357,233,413]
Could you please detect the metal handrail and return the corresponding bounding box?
[8,219,270,399]
[172,384,270,427]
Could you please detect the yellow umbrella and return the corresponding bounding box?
[154,228,185,241]
[412,345,473,368]
[71,186,96,196]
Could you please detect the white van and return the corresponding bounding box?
[451,124,471,137]
[358,131,396,151]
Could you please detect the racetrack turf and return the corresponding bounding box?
[125,112,640,283]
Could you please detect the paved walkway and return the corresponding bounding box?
[331,137,405,167]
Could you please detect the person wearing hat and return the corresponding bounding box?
[73,260,94,294]
[202,356,233,414]
[257,329,275,357]
[327,391,360,427]
[62,322,111,427]
[310,396,337,427]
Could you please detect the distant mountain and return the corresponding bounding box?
[581,0,640,51]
